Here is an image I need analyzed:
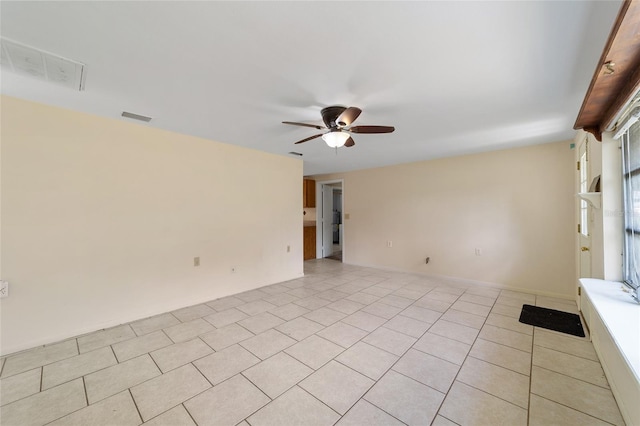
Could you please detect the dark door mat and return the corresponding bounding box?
[519,304,585,337]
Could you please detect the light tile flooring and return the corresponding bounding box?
[0,260,626,426]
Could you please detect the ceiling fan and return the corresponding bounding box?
[283,106,395,148]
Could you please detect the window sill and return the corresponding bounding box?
[579,278,639,380]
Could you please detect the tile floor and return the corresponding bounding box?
[0,260,626,426]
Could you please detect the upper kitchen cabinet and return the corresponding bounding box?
[303,179,316,208]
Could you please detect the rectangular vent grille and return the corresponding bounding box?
[121,111,152,122]
[0,38,86,91]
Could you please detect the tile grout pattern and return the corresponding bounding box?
[0,259,625,426]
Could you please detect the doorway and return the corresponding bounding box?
[577,136,591,310]
[316,180,344,262]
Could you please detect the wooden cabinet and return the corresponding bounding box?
[304,226,316,260]
[303,179,316,208]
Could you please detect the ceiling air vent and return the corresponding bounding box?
[0,38,86,91]
[121,111,152,122]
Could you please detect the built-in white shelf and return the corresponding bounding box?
[577,192,602,209]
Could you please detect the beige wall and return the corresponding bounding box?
[315,141,576,296]
[0,96,303,355]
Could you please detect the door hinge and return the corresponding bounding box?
[578,287,582,296]
[578,224,581,233]
[577,161,581,171]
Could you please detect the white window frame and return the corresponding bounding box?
[619,107,640,302]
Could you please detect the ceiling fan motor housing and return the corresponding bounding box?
[321,106,348,128]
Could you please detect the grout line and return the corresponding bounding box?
[465,352,530,377]
[527,327,535,426]
[431,413,461,426]
[450,374,529,412]
[285,339,346,371]
[347,397,408,426]
[472,337,531,356]
[147,351,163,373]
[82,376,89,406]
[529,392,619,426]
[198,336,218,353]
[109,344,119,363]
[190,361,216,389]
[432,414,462,426]
[238,371,275,403]
[482,321,534,338]
[384,368,448,396]
[428,319,478,343]
[128,388,144,423]
[333,357,383,382]
[295,385,345,419]
[182,402,200,426]
[532,336,600,358]
[379,321,433,340]
[471,335,532,353]
[532,364,613,390]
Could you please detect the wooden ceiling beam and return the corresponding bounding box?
[574,0,640,141]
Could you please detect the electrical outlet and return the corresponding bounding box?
[387,241,393,248]
[0,281,8,298]
[194,257,200,267]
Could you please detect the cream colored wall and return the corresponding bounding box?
[315,141,575,296]
[0,96,303,356]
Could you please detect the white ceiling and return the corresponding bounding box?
[0,1,621,175]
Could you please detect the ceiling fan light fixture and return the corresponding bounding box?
[322,130,350,148]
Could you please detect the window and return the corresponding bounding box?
[621,114,640,300]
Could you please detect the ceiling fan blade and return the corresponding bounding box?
[344,137,355,147]
[282,121,324,130]
[337,107,362,127]
[294,133,323,144]
[349,125,395,134]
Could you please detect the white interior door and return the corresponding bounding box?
[578,138,592,279]
[321,184,333,257]
[577,138,591,312]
